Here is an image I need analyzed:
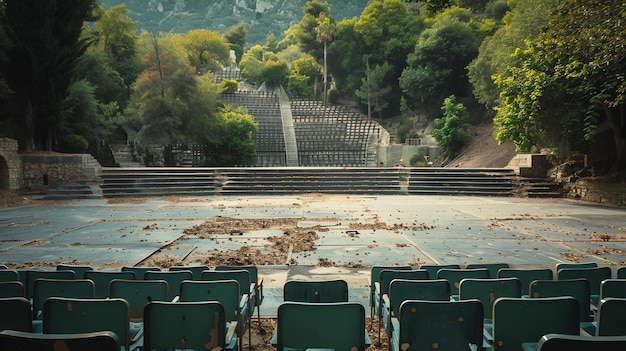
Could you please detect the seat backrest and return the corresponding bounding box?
[0,281,25,298]
[418,264,461,279]
[370,266,413,297]
[378,270,430,297]
[600,279,626,299]
[283,279,348,303]
[436,268,490,295]
[537,333,626,351]
[0,269,19,283]
[32,278,95,319]
[555,262,597,271]
[179,280,241,321]
[145,270,193,301]
[201,270,251,296]
[497,268,553,296]
[397,299,484,351]
[529,278,591,321]
[0,329,119,351]
[596,298,626,336]
[458,277,522,319]
[169,265,209,280]
[0,297,32,332]
[216,265,259,287]
[557,266,612,296]
[56,264,93,279]
[121,266,161,279]
[492,297,580,351]
[84,270,136,298]
[617,266,626,279]
[389,279,450,316]
[144,301,227,351]
[108,279,168,321]
[276,302,366,351]
[43,297,131,349]
[24,270,75,299]
[466,263,510,278]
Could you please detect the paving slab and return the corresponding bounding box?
[1,194,625,316]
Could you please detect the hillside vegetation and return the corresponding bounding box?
[103,0,369,45]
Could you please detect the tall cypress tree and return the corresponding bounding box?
[1,0,97,150]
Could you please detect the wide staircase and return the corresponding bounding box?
[99,167,520,198]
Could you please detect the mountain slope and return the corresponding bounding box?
[104,0,369,45]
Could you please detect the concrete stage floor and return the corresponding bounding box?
[1,194,624,316]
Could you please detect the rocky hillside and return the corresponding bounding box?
[104,0,369,45]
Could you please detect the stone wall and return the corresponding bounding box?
[0,138,102,191]
[19,154,101,191]
[565,180,626,207]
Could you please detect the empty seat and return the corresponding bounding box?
[497,268,553,297]
[56,264,93,279]
[0,297,32,332]
[84,270,136,298]
[283,279,348,303]
[121,266,161,279]
[537,333,626,351]
[389,299,484,351]
[0,329,120,351]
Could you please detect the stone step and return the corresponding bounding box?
[44,184,102,200]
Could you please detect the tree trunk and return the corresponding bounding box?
[323,40,327,105]
[603,103,625,170]
[24,98,36,151]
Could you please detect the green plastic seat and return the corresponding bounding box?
[529,278,593,337]
[390,299,484,351]
[369,265,411,318]
[283,279,348,303]
[84,270,136,298]
[0,281,25,298]
[32,278,95,320]
[555,262,597,271]
[24,270,75,299]
[0,329,119,351]
[436,268,490,298]
[600,279,626,299]
[617,266,626,279]
[0,269,19,283]
[374,269,430,317]
[169,265,209,280]
[0,297,32,332]
[121,266,161,279]
[466,263,510,278]
[537,333,626,351]
[557,266,612,305]
[179,279,244,351]
[596,298,626,336]
[144,301,237,351]
[418,264,461,279]
[491,297,580,351]
[382,279,450,340]
[43,297,140,351]
[145,270,192,301]
[108,279,168,322]
[459,277,522,317]
[56,264,93,279]
[201,269,253,346]
[497,268,553,296]
[217,265,264,332]
[272,302,369,351]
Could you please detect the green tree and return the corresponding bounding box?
[180,29,231,74]
[315,14,334,104]
[220,79,238,93]
[467,0,558,108]
[2,0,98,150]
[202,106,258,166]
[261,59,290,87]
[432,95,469,158]
[287,0,333,61]
[400,16,479,113]
[355,61,393,119]
[132,32,219,166]
[223,23,247,48]
[494,0,626,169]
